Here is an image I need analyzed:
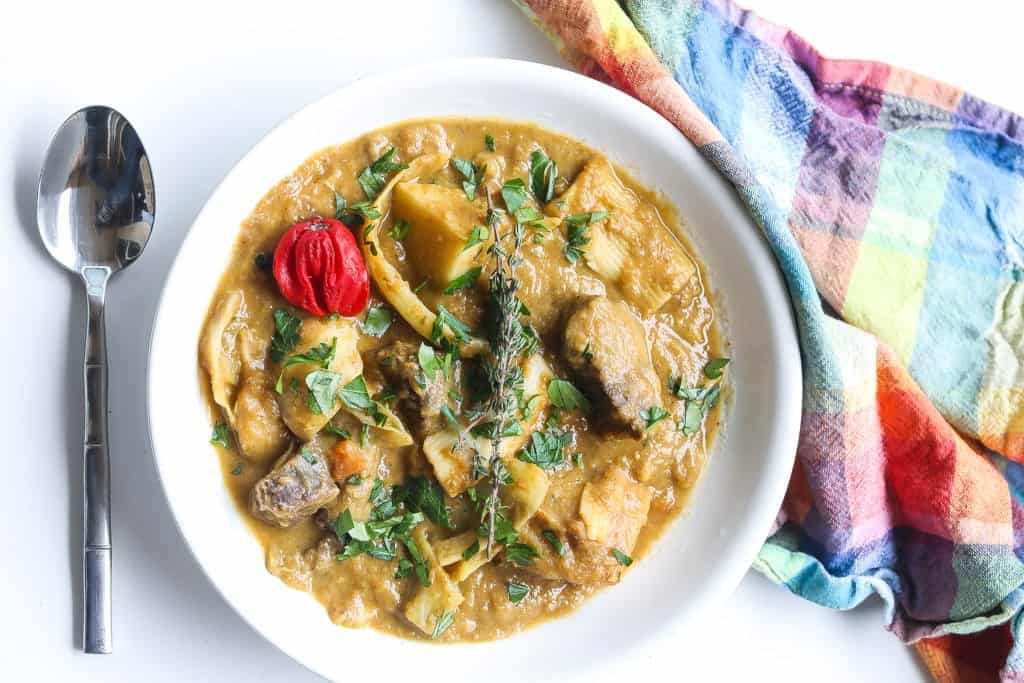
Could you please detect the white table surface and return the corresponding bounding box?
[2,1,1019,680]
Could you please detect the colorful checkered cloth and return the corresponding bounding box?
[513,0,1024,680]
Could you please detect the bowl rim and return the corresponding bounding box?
[146,57,801,682]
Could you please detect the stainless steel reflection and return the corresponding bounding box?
[36,106,155,655]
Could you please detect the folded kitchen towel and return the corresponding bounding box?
[512,0,1024,680]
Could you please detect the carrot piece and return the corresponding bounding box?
[329,440,368,481]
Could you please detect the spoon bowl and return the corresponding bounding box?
[36,105,154,654]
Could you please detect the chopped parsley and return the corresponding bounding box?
[209,422,231,449]
[339,374,376,412]
[305,369,343,414]
[269,309,301,362]
[562,211,608,264]
[640,405,671,430]
[547,378,591,412]
[485,133,496,152]
[388,218,411,241]
[452,157,482,201]
[417,343,443,380]
[440,405,460,431]
[393,476,454,529]
[529,148,558,203]
[505,542,540,566]
[362,306,394,337]
[507,581,529,604]
[462,539,480,561]
[300,447,317,465]
[230,463,243,476]
[325,422,351,440]
[463,225,489,252]
[612,549,633,566]
[518,426,572,470]
[274,337,338,393]
[360,423,370,448]
[443,267,482,295]
[431,611,455,640]
[703,357,731,379]
[357,146,408,200]
[501,178,528,214]
[431,304,472,344]
[542,530,566,556]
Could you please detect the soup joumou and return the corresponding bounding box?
[199,118,727,642]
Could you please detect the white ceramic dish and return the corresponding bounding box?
[148,58,801,682]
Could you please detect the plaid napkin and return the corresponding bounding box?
[512,0,1024,679]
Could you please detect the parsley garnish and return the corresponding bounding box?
[210,422,231,449]
[507,581,529,604]
[703,357,731,379]
[301,447,317,465]
[417,343,443,380]
[443,267,482,295]
[357,146,408,200]
[269,309,301,362]
[485,133,496,152]
[518,426,572,470]
[431,304,472,344]
[500,178,528,214]
[274,337,338,393]
[393,476,454,529]
[640,405,671,430]
[388,218,411,241]
[462,539,480,561]
[230,463,243,476]
[452,157,481,201]
[505,542,540,566]
[360,423,370,448]
[463,225,489,252]
[612,548,633,566]
[547,378,591,412]
[529,148,558,203]
[431,611,454,640]
[305,369,343,414]
[542,529,566,556]
[362,306,393,337]
[562,212,608,264]
[671,369,724,437]
[339,375,375,411]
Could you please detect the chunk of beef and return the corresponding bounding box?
[377,341,448,438]
[563,296,660,435]
[250,446,339,528]
[519,518,624,587]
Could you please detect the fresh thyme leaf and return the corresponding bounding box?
[254,252,272,272]
[641,405,671,430]
[542,530,566,556]
[360,423,370,448]
[501,178,528,214]
[269,309,301,362]
[393,476,454,529]
[358,146,408,200]
[388,218,411,241]
[703,357,731,379]
[464,225,489,252]
[339,375,375,411]
[507,581,529,604]
[485,133,496,152]
[431,611,454,640]
[362,306,394,337]
[529,148,557,203]
[210,423,231,448]
[305,370,343,415]
[452,157,480,201]
[547,378,591,412]
[443,267,482,295]
[505,542,539,566]
[431,304,472,344]
[612,548,633,566]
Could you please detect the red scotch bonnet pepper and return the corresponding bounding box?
[272,217,370,317]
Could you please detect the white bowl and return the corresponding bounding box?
[148,58,800,682]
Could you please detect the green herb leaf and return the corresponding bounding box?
[440,405,460,431]
[518,427,571,471]
[505,542,540,566]
[463,225,489,252]
[641,405,671,430]
[358,147,408,200]
[431,304,472,344]
[529,149,557,203]
[452,157,479,201]
[562,212,607,265]
[680,400,703,435]
[547,378,591,412]
[417,343,443,381]
[275,337,338,393]
[574,451,584,469]
[501,178,528,214]
[485,134,495,152]
[305,369,343,415]
[300,446,317,465]
[507,581,529,604]
[210,422,231,449]
[612,548,633,566]
[393,476,454,529]
[431,611,455,640]
[541,529,566,556]
[325,422,351,439]
[334,191,347,218]
[339,375,375,411]
[462,539,480,561]
[362,306,394,337]
[395,558,414,579]
[360,423,370,449]
[704,383,722,410]
[443,266,482,295]
[230,463,243,476]
[703,357,731,379]
[388,218,411,241]
[269,309,301,362]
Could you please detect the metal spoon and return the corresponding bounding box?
[37,106,155,654]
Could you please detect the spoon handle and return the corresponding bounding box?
[82,267,112,654]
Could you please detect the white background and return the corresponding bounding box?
[2,1,1019,680]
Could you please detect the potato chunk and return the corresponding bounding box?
[579,467,651,554]
[549,156,696,313]
[392,182,488,285]
[276,318,362,441]
[199,289,245,418]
